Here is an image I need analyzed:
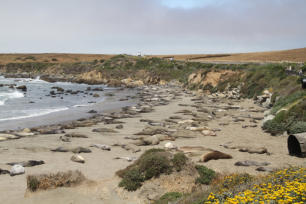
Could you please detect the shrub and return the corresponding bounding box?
[288,121,306,134]
[27,176,39,192]
[24,55,36,61]
[221,173,254,190]
[27,170,86,192]
[206,167,306,204]
[119,167,144,191]
[154,192,183,204]
[271,91,306,114]
[262,119,286,135]
[139,151,172,180]
[195,165,216,185]
[172,152,188,172]
[51,58,58,61]
[117,149,173,191]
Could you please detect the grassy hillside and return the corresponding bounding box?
[1,47,305,65]
[152,48,306,63]
[0,53,114,65]
[0,54,305,135]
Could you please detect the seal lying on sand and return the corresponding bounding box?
[200,151,232,162]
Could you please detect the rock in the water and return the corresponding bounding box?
[90,144,111,151]
[235,160,270,167]
[201,151,232,162]
[10,165,25,176]
[71,147,92,153]
[88,110,97,114]
[16,85,27,91]
[71,154,85,163]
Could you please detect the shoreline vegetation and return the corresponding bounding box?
[1,54,305,135]
[0,53,305,203]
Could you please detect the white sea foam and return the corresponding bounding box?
[0,107,69,121]
[72,104,92,108]
[26,76,48,84]
[0,90,24,106]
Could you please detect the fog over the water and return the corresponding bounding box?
[0,0,305,54]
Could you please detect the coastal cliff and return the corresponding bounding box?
[0,55,305,135]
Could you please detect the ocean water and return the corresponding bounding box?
[0,76,136,130]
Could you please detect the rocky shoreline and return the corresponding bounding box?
[0,81,305,203]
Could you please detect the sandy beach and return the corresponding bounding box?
[0,84,305,204]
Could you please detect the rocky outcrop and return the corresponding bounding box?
[188,70,238,89]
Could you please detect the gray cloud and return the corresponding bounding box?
[0,0,305,54]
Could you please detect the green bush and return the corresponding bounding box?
[154,192,183,204]
[221,173,254,190]
[262,119,287,135]
[118,167,144,191]
[24,55,36,60]
[195,165,216,185]
[288,121,306,134]
[172,152,188,172]
[139,151,172,180]
[271,91,306,114]
[117,149,174,191]
[27,176,39,192]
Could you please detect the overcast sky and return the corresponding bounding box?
[0,0,305,54]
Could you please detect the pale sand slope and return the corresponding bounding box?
[0,88,305,204]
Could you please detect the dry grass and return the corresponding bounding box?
[1,47,305,65]
[0,53,115,64]
[27,170,86,192]
[150,47,306,63]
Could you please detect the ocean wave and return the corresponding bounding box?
[0,90,24,106]
[0,107,69,121]
[24,76,48,84]
[72,104,92,108]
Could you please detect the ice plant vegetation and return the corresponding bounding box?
[205,167,306,203]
